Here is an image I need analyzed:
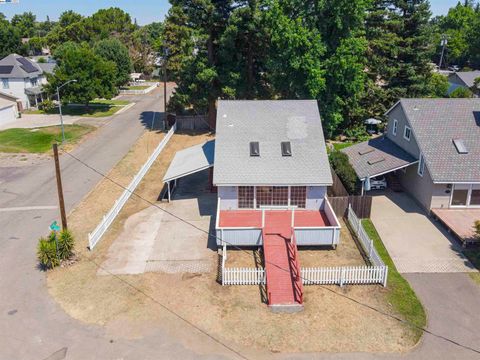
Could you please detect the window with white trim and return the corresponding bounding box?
[290,186,306,208]
[392,119,398,135]
[238,186,254,208]
[403,126,411,141]
[417,154,425,177]
[255,186,289,208]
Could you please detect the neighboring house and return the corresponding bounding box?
[342,98,480,211]
[448,71,480,96]
[163,100,341,309]
[0,91,22,112]
[0,97,19,127]
[0,54,49,109]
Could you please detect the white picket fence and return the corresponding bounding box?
[347,205,386,268]
[88,123,176,250]
[301,266,387,286]
[222,268,266,285]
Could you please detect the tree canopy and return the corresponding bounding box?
[94,38,132,86]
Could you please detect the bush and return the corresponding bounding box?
[58,229,75,259]
[37,236,59,269]
[329,150,358,194]
[39,99,56,112]
[36,229,75,269]
[449,87,474,98]
[474,220,480,240]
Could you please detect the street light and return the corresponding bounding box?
[163,48,169,129]
[56,79,77,143]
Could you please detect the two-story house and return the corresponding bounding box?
[163,100,341,309]
[0,54,49,109]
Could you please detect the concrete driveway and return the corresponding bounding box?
[101,170,217,275]
[370,191,475,273]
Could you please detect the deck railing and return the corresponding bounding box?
[301,266,386,286]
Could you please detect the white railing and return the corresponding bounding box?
[88,123,177,250]
[301,266,387,286]
[222,268,266,285]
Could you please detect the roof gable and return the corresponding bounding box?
[0,54,43,79]
[213,100,332,186]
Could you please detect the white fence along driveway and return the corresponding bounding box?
[370,191,475,273]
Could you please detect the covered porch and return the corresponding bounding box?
[432,208,480,246]
[25,86,45,108]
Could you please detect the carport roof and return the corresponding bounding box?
[163,140,215,182]
[341,137,417,180]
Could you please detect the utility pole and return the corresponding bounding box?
[53,143,68,230]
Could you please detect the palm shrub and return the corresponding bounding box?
[58,229,75,260]
[37,236,59,269]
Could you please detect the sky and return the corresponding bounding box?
[0,0,464,25]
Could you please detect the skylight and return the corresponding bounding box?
[281,141,292,156]
[453,139,468,154]
[250,142,260,157]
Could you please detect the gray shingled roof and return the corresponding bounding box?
[341,137,417,180]
[396,98,480,183]
[37,62,56,75]
[213,100,332,186]
[0,54,43,79]
[454,71,480,88]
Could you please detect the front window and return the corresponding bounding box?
[256,186,288,208]
[290,186,306,208]
[1,78,8,89]
[31,77,38,87]
[238,186,254,209]
[403,126,411,141]
[451,184,469,206]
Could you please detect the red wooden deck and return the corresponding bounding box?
[432,208,480,244]
[262,211,303,306]
[218,209,330,228]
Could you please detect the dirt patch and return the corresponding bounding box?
[48,130,416,355]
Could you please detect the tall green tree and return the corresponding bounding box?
[11,12,36,38]
[0,16,22,58]
[95,38,132,86]
[48,43,117,106]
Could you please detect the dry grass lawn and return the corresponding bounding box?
[47,130,418,355]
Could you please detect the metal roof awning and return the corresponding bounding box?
[341,137,418,180]
[163,140,215,183]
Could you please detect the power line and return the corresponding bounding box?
[61,148,480,356]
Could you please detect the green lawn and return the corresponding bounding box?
[333,142,355,151]
[0,125,94,153]
[89,99,130,106]
[125,85,149,90]
[362,219,426,342]
[462,249,480,285]
[24,104,124,118]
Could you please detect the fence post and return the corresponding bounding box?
[383,266,388,287]
[340,267,345,287]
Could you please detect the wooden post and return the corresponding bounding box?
[53,143,68,230]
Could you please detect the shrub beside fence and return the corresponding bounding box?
[88,123,177,250]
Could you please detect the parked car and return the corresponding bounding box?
[370,176,387,190]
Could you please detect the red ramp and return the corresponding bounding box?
[263,211,303,310]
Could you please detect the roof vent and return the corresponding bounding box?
[453,139,468,154]
[250,142,260,157]
[281,141,292,156]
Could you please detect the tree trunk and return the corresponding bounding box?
[208,98,217,130]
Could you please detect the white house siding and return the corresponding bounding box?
[218,186,238,210]
[0,104,17,127]
[306,186,326,210]
[0,75,46,108]
[430,183,452,209]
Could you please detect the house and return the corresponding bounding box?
[342,99,480,243]
[448,71,480,96]
[0,54,50,109]
[163,100,341,310]
[0,97,19,127]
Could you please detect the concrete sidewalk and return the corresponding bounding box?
[0,113,82,130]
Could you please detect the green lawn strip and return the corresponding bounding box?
[24,105,122,118]
[88,99,130,106]
[0,125,94,153]
[462,249,480,285]
[126,85,149,90]
[362,219,426,341]
[332,142,354,151]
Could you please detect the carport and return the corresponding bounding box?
[162,140,215,201]
[341,137,418,194]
